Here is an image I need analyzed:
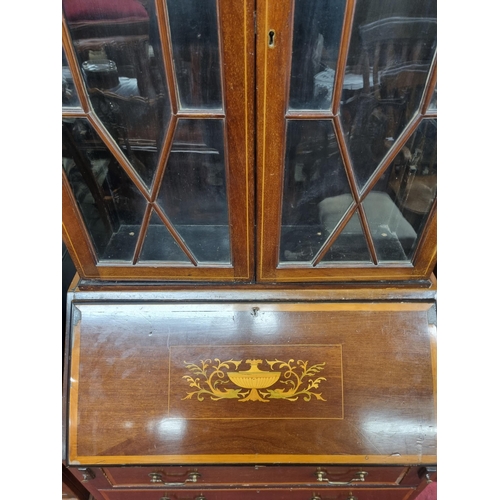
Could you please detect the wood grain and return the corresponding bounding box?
[66,302,436,465]
[102,465,410,487]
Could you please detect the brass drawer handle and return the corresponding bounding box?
[149,473,164,484]
[315,469,368,485]
[149,471,201,485]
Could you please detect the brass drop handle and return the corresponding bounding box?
[189,471,202,483]
[77,468,95,482]
[315,469,368,484]
[148,471,202,485]
[346,496,358,500]
[355,471,367,482]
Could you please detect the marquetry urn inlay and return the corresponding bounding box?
[182,358,327,403]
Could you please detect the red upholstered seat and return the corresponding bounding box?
[64,0,148,22]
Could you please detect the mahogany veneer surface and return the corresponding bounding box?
[66,302,436,465]
[102,465,407,486]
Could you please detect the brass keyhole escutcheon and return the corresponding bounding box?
[268,29,275,47]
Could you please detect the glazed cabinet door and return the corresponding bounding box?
[257,0,437,282]
[62,0,254,281]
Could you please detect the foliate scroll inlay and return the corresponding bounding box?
[182,358,327,403]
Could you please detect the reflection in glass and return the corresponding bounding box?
[315,120,436,264]
[318,210,371,262]
[361,191,416,261]
[62,118,147,261]
[63,0,172,189]
[428,87,437,111]
[340,0,437,190]
[166,0,222,110]
[279,120,351,263]
[157,119,230,263]
[382,118,437,261]
[139,211,191,263]
[289,0,346,110]
[62,48,81,107]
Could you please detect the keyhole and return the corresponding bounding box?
[268,30,275,47]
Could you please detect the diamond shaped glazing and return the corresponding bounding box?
[279,120,353,263]
[62,118,147,262]
[339,2,437,191]
[63,0,172,189]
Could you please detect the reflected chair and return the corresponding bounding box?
[358,16,437,136]
[345,17,437,186]
[318,191,417,258]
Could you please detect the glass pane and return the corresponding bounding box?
[166,0,222,110]
[380,118,437,261]
[361,191,415,261]
[63,0,172,189]
[289,0,346,110]
[62,48,81,108]
[157,119,230,263]
[279,120,351,263]
[63,118,147,261]
[340,0,437,190]
[428,87,437,111]
[139,211,191,263]
[319,210,371,263]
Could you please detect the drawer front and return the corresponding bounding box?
[98,488,415,500]
[62,483,79,500]
[102,466,408,487]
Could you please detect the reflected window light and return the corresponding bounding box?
[362,414,436,437]
[152,418,186,439]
